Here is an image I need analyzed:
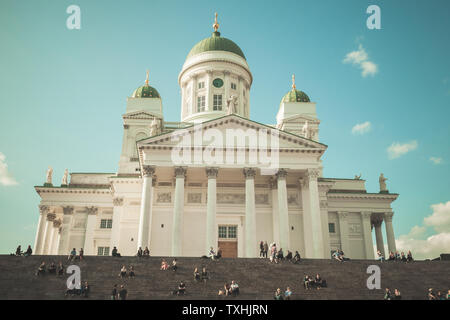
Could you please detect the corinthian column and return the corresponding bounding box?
[137,165,155,250]
[361,211,375,259]
[276,169,290,251]
[244,168,257,257]
[384,212,396,254]
[42,212,56,255]
[205,167,218,254]
[34,205,49,254]
[171,167,186,256]
[83,206,98,255]
[337,211,350,255]
[373,217,385,257]
[306,169,324,258]
[50,219,62,255]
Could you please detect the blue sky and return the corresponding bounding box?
[0,0,449,257]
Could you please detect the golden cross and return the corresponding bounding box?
[213,12,219,32]
[292,74,296,90]
[145,70,149,85]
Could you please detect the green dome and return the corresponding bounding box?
[132,84,160,98]
[186,31,246,60]
[282,89,310,103]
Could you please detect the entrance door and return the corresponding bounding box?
[218,225,238,258]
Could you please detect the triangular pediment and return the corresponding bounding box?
[282,113,320,124]
[122,110,160,120]
[137,114,327,151]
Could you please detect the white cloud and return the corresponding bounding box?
[343,44,378,77]
[395,201,450,260]
[387,140,418,159]
[351,121,372,135]
[429,157,443,165]
[0,152,18,186]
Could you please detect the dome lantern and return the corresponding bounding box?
[132,70,160,99]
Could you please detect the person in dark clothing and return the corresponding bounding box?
[78,248,84,261]
[193,267,200,281]
[15,245,22,256]
[393,288,402,300]
[177,281,186,295]
[384,288,392,300]
[48,262,56,274]
[118,285,127,300]
[263,242,269,258]
[400,252,407,262]
[111,284,118,300]
[143,246,150,257]
[129,265,135,277]
[201,267,208,283]
[24,245,32,257]
[276,248,284,261]
[293,251,301,264]
[172,259,178,272]
[259,241,264,258]
[137,247,143,257]
[285,250,293,261]
[112,247,121,257]
[80,281,90,297]
[57,262,64,276]
[406,250,413,262]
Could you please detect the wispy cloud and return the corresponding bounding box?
[351,121,372,135]
[429,157,443,165]
[395,201,450,260]
[387,140,418,159]
[0,152,18,186]
[343,44,378,77]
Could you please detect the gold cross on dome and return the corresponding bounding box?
[292,74,296,90]
[145,70,149,86]
[213,12,219,32]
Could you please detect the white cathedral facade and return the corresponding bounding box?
[33,15,398,259]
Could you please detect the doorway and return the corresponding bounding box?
[218,225,238,258]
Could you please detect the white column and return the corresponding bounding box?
[224,71,230,110]
[276,169,290,251]
[205,167,218,254]
[53,226,61,255]
[171,167,186,256]
[361,211,375,259]
[83,207,98,255]
[320,202,331,258]
[237,76,243,115]
[50,220,61,255]
[337,211,350,255]
[110,197,124,250]
[300,179,313,257]
[206,70,213,111]
[270,178,280,245]
[384,212,397,254]
[34,205,49,254]
[244,168,257,257]
[58,206,74,255]
[42,212,56,255]
[373,217,385,257]
[137,165,155,250]
[306,169,324,258]
[190,75,197,114]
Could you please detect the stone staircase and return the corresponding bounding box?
[0,255,448,300]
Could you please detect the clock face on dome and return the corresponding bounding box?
[212,78,224,88]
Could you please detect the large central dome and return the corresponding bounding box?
[186,31,245,60]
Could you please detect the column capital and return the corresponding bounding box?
[46,213,56,221]
[361,211,372,220]
[372,217,383,228]
[62,206,74,215]
[306,168,320,181]
[298,178,308,188]
[53,219,62,228]
[174,166,187,178]
[39,205,49,215]
[243,167,256,179]
[384,212,394,222]
[276,168,288,180]
[337,211,349,219]
[206,167,219,178]
[86,206,98,215]
[113,197,124,206]
[123,124,129,129]
[142,165,156,177]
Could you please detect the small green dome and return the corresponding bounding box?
[282,89,310,103]
[132,84,160,98]
[186,31,246,60]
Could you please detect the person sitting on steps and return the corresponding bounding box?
[119,265,127,278]
[15,245,22,256]
[112,247,121,257]
[68,248,76,261]
[230,280,239,296]
[177,281,186,295]
[400,252,407,262]
[277,248,284,261]
[78,248,84,261]
[160,259,169,271]
[129,265,135,277]
[332,250,343,262]
[193,267,200,281]
[376,250,385,262]
[48,261,56,274]
[201,267,208,282]
[388,251,395,261]
[80,281,90,298]
[57,261,64,276]
[24,245,32,257]
[407,250,413,262]
[293,251,301,264]
[137,247,143,258]
[36,261,46,276]
[285,250,292,261]
[285,287,292,300]
[143,246,150,257]
[172,259,178,272]
[274,288,283,300]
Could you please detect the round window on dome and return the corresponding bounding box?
[213,78,224,88]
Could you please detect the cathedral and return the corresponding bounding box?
[33,14,398,259]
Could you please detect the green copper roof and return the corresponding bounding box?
[281,89,310,103]
[132,84,160,98]
[186,31,246,60]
